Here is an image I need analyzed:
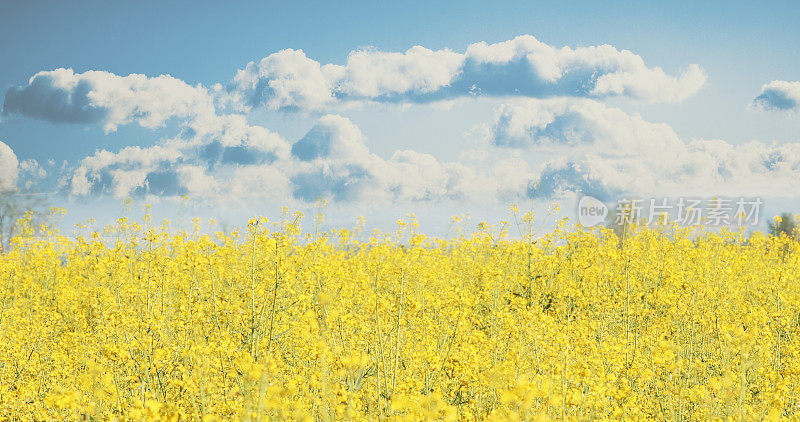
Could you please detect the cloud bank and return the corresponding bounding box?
[66,96,800,206]
[5,35,800,209]
[228,35,707,111]
[490,99,800,199]
[67,113,481,204]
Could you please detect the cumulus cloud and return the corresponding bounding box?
[69,113,291,199]
[0,141,19,191]
[326,46,463,101]
[489,98,800,199]
[458,37,705,102]
[228,35,706,111]
[71,144,183,197]
[491,98,683,153]
[288,115,479,202]
[65,112,490,204]
[3,68,215,132]
[229,49,334,112]
[379,150,481,201]
[752,80,800,111]
[287,115,376,201]
[291,115,371,162]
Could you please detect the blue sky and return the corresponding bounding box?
[1,0,799,232]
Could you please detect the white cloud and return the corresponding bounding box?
[69,112,293,199]
[176,165,219,197]
[288,115,486,202]
[225,165,291,200]
[0,141,19,191]
[65,113,493,204]
[380,150,486,201]
[464,37,706,103]
[3,68,215,132]
[230,49,334,112]
[290,114,371,162]
[325,46,463,99]
[491,98,683,153]
[489,98,800,199]
[70,145,183,197]
[752,80,800,111]
[229,35,707,111]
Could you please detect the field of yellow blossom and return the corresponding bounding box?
[0,206,798,421]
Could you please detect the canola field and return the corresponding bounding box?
[0,208,799,420]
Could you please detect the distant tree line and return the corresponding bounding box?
[0,190,48,252]
[768,212,798,239]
